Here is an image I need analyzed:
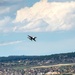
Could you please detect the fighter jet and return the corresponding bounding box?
[28,35,37,41]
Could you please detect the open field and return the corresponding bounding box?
[31,63,75,69]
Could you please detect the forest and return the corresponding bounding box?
[0,52,75,64]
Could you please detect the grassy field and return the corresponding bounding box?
[12,63,75,70]
[31,63,75,68]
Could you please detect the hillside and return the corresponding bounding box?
[0,52,75,75]
[0,52,75,64]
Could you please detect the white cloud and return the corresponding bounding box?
[0,17,11,26]
[14,0,75,32]
[0,7,10,14]
[0,0,23,3]
[0,16,13,33]
[0,41,22,46]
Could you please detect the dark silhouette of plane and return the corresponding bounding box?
[28,35,37,41]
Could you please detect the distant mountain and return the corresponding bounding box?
[0,52,75,64]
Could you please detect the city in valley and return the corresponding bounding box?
[0,52,75,75]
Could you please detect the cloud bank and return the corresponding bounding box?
[14,0,75,32]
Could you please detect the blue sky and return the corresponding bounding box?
[0,0,75,56]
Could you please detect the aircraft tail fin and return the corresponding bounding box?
[33,37,37,41]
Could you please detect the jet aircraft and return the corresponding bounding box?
[28,35,37,41]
